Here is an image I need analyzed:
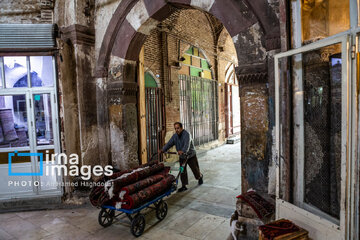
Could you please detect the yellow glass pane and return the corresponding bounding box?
[183,54,191,65]
[203,70,212,79]
[193,47,199,56]
[302,0,349,42]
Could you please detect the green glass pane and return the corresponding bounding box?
[145,72,158,88]
[201,59,210,70]
[190,67,202,77]
[186,47,193,55]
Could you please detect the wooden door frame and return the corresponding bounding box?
[138,47,147,164]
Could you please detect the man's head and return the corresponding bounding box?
[174,122,183,135]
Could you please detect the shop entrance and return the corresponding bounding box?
[0,56,61,200]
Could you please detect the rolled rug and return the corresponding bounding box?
[89,161,163,207]
[107,160,159,180]
[90,168,131,207]
[119,174,175,210]
[89,185,104,207]
[120,175,164,199]
[110,163,165,197]
[119,167,171,200]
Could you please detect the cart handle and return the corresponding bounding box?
[164,151,177,155]
[174,153,190,183]
[152,152,190,185]
[149,151,178,162]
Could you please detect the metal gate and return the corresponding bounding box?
[145,88,164,161]
[179,75,218,146]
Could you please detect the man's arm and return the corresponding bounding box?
[162,134,175,152]
[180,131,191,154]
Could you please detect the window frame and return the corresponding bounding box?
[0,53,62,198]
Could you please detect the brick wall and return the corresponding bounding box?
[0,0,54,24]
[143,9,237,150]
[218,28,239,141]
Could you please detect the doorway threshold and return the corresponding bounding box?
[226,135,240,144]
[0,192,62,213]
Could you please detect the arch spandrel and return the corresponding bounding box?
[95,0,280,78]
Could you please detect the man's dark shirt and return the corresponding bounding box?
[162,129,196,159]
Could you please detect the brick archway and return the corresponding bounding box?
[95,0,280,77]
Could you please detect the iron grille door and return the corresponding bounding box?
[179,75,218,146]
[145,88,164,161]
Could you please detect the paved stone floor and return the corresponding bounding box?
[0,143,241,240]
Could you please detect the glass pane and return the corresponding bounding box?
[302,0,349,42]
[192,57,201,68]
[34,94,53,146]
[0,151,31,164]
[183,54,191,65]
[0,95,29,148]
[38,149,58,191]
[0,150,33,194]
[30,56,54,87]
[4,57,28,88]
[302,43,342,219]
[201,59,210,70]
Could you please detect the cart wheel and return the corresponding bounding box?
[156,200,168,221]
[131,214,146,237]
[98,208,115,227]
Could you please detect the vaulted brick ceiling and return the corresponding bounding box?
[95,0,280,78]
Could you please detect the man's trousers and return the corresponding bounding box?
[180,155,201,186]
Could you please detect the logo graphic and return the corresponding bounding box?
[8,151,113,180]
[8,151,43,176]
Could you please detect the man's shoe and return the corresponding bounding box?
[177,186,188,192]
[198,174,203,185]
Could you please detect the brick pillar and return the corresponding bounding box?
[107,57,139,170]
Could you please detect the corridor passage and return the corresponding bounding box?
[0,143,241,240]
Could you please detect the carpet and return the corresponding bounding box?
[236,191,275,220]
[118,174,175,209]
[259,219,302,240]
[89,161,174,208]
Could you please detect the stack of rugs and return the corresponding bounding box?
[236,190,275,220]
[259,219,309,240]
[90,160,175,209]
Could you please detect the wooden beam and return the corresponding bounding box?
[138,46,147,164]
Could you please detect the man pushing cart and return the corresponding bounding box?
[159,122,204,192]
[94,122,203,237]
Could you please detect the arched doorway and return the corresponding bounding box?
[95,0,280,194]
[144,71,164,161]
[94,2,281,238]
[178,46,218,146]
[224,63,240,139]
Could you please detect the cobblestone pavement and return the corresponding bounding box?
[0,143,241,240]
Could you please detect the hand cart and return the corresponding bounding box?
[98,152,189,237]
